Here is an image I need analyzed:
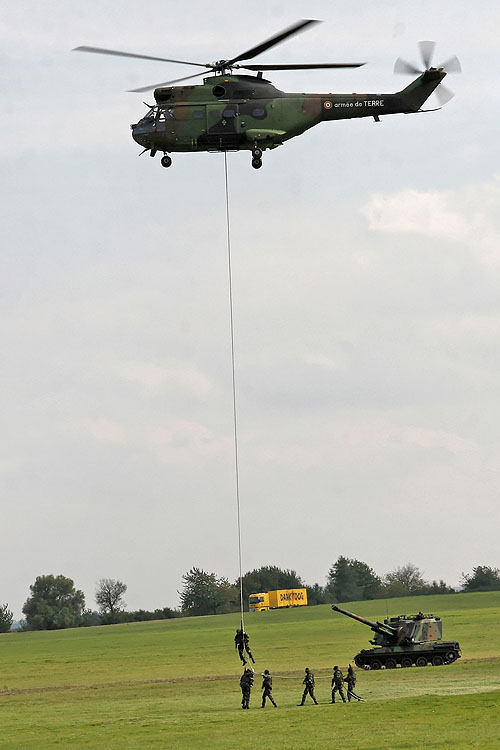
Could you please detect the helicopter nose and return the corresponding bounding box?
[131,125,151,148]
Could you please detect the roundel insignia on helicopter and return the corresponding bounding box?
[323,100,333,109]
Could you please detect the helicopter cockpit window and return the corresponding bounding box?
[143,108,155,121]
[158,108,175,122]
[252,107,266,119]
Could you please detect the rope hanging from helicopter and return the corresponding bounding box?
[223,153,246,642]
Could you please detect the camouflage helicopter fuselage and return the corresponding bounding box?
[131,69,446,167]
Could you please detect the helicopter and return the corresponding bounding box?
[74,19,460,169]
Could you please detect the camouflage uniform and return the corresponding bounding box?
[261,670,277,708]
[331,666,346,703]
[240,669,254,709]
[346,664,356,702]
[299,668,318,705]
[234,629,255,665]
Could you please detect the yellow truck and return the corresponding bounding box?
[248,588,308,612]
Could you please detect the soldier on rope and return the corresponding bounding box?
[234,628,255,665]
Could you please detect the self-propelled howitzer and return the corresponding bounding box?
[332,605,461,670]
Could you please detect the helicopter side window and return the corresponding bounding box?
[192,110,204,119]
[223,109,236,118]
[252,107,266,119]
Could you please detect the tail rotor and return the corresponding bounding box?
[394,41,461,105]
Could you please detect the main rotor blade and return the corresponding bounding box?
[73,45,209,68]
[438,55,462,74]
[240,62,366,70]
[226,19,320,66]
[435,83,455,106]
[394,57,422,75]
[418,40,436,69]
[128,69,209,93]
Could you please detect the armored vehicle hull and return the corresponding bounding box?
[354,641,461,670]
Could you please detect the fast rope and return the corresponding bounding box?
[223,152,245,636]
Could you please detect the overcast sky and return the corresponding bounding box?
[1,0,499,619]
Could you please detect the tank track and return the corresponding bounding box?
[354,642,461,670]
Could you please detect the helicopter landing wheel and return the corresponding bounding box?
[252,146,263,159]
[252,157,262,169]
[161,154,172,168]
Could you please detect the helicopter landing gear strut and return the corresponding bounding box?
[251,143,263,169]
[161,153,172,168]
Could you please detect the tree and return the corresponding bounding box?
[380,563,427,598]
[22,574,85,630]
[153,606,181,620]
[349,559,382,600]
[305,583,329,606]
[421,579,455,595]
[461,566,500,592]
[0,603,13,633]
[81,609,103,627]
[179,568,238,616]
[238,566,304,604]
[327,556,382,602]
[95,579,127,623]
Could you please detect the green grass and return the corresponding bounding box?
[1,592,499,749]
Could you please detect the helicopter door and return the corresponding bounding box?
[205,104,242,148]
[155,105,206,151]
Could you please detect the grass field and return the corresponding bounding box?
[1,592,499,749]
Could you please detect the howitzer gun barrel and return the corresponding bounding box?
[331,605,397,639]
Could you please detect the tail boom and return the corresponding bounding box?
[319,70,446,121]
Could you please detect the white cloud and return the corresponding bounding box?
[363,177,500,264]
[117,360,213,398]
[147,419,229,459]
[364,189,467,239]
[74,418,129,444]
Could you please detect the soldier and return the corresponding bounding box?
[346,664,356,702]
[331,665,346,703]
[240,668,254,709]
[346,663,363,701]
[234,628,255,665]
[261,669,277,708]
[299,667,318,705]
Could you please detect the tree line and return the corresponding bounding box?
[1,562,499,632]
[0,575,180,633]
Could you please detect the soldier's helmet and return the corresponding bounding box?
[264,669,270,674]
[334,665,339,670]
[305,667,310,672]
